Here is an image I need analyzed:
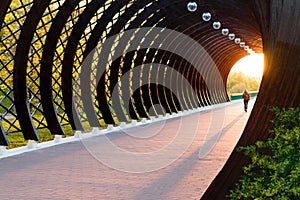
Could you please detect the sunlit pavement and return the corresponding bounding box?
[0,99,254,200]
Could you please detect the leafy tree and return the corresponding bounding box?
[1,1,33,94]
[227,72,262,93]
[229,107,300,200]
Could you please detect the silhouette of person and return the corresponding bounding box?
[242,89,250,112]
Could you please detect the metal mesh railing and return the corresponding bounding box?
[0,0,238,146]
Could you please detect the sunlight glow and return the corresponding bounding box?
[231,54,264,78]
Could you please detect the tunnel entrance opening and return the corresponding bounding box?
[227,53,264,100]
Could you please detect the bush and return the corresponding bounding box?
[229,107,300,200]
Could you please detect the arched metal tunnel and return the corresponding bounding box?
[0,0,260,144]
[0,0,299,199]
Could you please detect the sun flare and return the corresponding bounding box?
[231,54,264,78]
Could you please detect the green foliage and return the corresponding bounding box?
[227,72,262,93]
[5,120,97,149]
[229,107,300,200]
[0,1,74,133]
[6,124,75,149]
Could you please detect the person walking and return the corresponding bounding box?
[242,89,250,112]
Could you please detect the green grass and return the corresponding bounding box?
[5,120,96,149]
[6,125,74,149]
[0,94,12,113]
[2,109,132,149]
[6,132,27,149]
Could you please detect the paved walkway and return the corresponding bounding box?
[0,99,254,200]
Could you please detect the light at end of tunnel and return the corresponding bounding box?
[247,48,255,54]
[231,54,264,78]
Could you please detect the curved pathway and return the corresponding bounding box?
[0,99,254,200]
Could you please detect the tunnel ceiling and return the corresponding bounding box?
[0,0,263,145]
[170,0,262,53]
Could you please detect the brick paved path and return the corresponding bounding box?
[0,100,253,200]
